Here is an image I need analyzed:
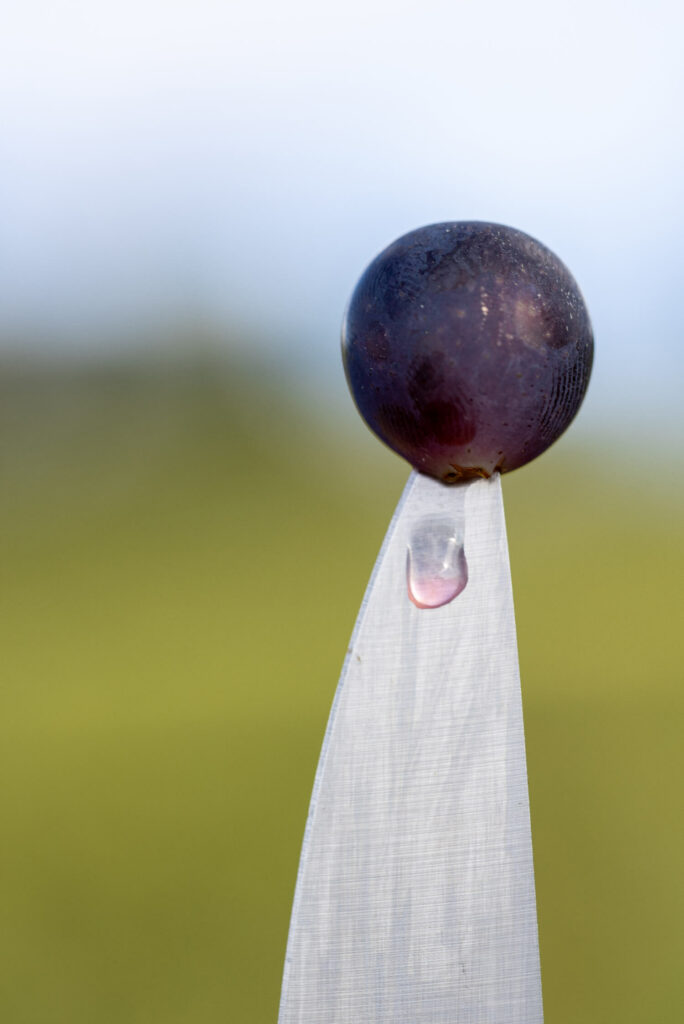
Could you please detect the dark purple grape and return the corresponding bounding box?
[342,222,593,482]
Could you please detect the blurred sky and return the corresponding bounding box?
[3,0,684,451]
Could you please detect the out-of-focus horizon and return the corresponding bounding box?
[3,5,684,1024]
[4,0,684,460]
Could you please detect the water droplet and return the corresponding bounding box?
[407,514,468,609]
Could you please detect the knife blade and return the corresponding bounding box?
[278,469,542,1024]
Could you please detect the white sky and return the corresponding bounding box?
[2,0,684,440]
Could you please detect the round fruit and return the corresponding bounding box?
[342,221,593,482]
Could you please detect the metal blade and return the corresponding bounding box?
[278,470,543,1024]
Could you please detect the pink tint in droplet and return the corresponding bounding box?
[407,516,468,610]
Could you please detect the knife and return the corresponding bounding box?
[277,221,593,1024]
[278,469,542,1023]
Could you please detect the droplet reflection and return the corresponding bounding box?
[407,515,468,609]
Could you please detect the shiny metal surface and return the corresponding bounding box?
[278,471,542,1024]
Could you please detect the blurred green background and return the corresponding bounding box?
[4,2,684,1017]
[1,353,682,1023]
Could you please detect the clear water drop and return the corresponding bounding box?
[407,514,468,609]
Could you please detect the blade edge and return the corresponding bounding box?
[279,471,543,1024]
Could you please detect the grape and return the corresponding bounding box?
[342,222,593,482]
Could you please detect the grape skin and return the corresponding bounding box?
[342,222,594,482]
